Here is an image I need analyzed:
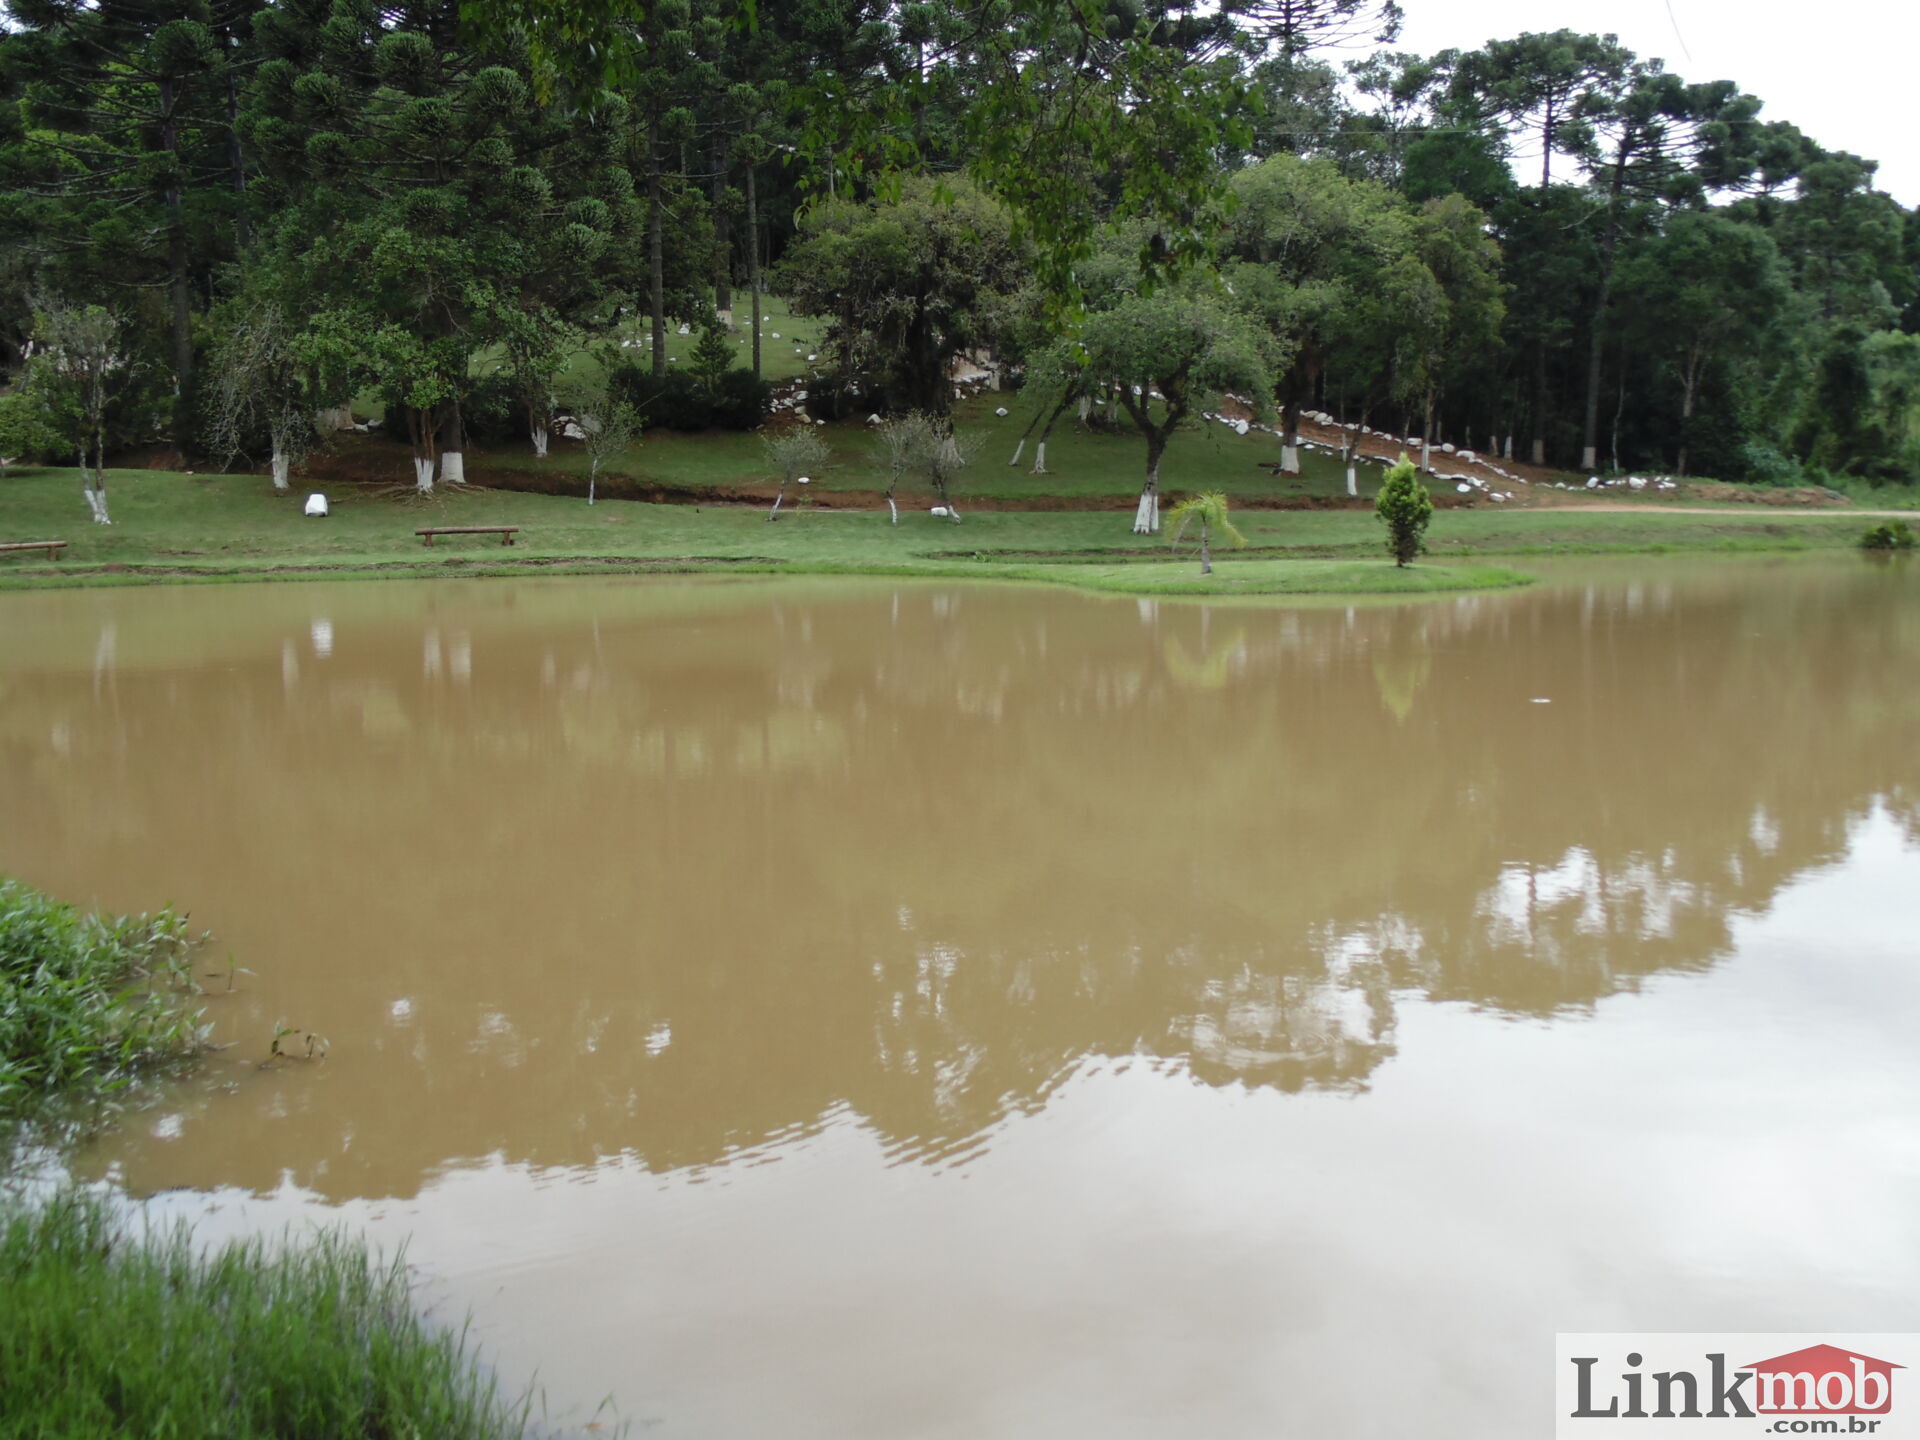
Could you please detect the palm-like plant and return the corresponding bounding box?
[1166,492,1245,576]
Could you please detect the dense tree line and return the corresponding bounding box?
[1,0,1915,519]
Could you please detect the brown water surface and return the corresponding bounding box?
[2,559,1917,1437]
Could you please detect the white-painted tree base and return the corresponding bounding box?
[1580,446,1598,472]
[83,486,111,524]
[1008,438,1025,467]
[1346,466,1358,497]
[1030,441,1047,475]
[1421,443,1432,472]
[532,426,549,459]
[270,450,290,491]
[886,495,898,524]
[1132,490,1160,534]
[1281,443,1300,474]
[440,451,465,485]
[413,457,436,493]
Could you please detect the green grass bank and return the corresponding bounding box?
[0,462,1891,598]
[0,879,204,1119]
[0,880,528,1439]
[0,1197,527,1440]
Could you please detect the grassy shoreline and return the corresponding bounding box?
[0,879,529,1439]
[0,1197,528,1440]
[0,463,1897,598]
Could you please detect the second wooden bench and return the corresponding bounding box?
[416,526,519,547]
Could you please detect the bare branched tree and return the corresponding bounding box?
[566,379,641,505]
[764,425,830,521]
[874,412,933,524]
[25,299,135,525]
[205,302,317,492]
[916,418,978,523]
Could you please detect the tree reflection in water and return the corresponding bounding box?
[0,562,1911,1199]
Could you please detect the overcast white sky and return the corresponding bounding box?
[1394,0,1920,206]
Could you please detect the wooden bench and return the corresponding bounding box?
[416,526,519,547]
[0,540,67,560]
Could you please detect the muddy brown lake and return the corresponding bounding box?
[2,557,1916,1438]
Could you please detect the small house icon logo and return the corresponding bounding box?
[1747,1345,1903,1416]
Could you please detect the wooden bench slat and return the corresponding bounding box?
[0,540,68,559]
[415,526,518,547]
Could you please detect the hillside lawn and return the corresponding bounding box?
[0,446,1891,599]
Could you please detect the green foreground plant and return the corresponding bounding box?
[1166,492,1247,575]
[0,1195,528,1439]
[1860,520,1915,550]
[1375,454,1434,567]
[0,878,205,1119]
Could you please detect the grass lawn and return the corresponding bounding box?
[481,390,1378,501]
[0,459,1886,598]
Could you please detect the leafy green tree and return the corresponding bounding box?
[1033,250,1274,533]
[1374,453,1431,565]
[778,176,1023,415]
[1227,153,1401,475]
[1166,491,1245,575]
[0,387,60,470]
[1617,212,1791,476]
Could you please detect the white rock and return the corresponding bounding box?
[867,413,882,425]
[677,324,691,336]
[814,418,826,425]
[304,493,329,517]
[797,476,810,485]
[930,506,949,517]
[1457,483,1473,493]
[995,407,1009,417]
[771,331,780,338]
[1586,477,1601,489]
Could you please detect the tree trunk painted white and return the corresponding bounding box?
[589,461,597,505]
[1580,443,1598,472]
[1504,434,1514,461]
[532,424,549,459]
[1421,440,1432,472]
[1077,396,1092,423]
[440,450,465,485]
[1009,438,1025,467]
[1280,443,1300,473]
[768,483,785,520]
[413,456,435,493]
[886,493,898,524]
[80,445,111,524]
[1346,464,1358,497]
[1132,488,1160,534]
[1031,441,1047,474]
[270,447,290,491]
[1200,525,1211,575]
